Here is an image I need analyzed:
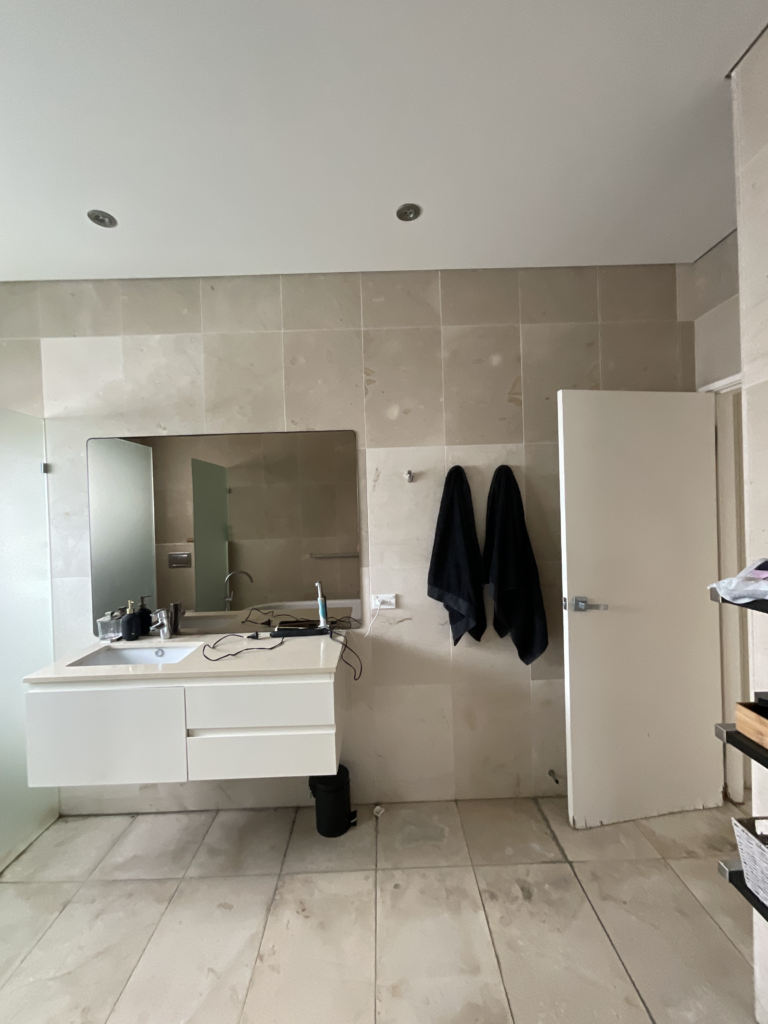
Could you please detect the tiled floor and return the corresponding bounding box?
[0,798,755,1023]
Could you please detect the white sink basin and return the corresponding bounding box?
[70,645,198,667]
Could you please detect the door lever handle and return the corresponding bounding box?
[572,596,608,612]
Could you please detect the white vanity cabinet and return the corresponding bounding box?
[24,638,344,788]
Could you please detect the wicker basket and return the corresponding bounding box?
[733,818,768,906]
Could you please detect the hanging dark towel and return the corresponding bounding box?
[428,466,486,644]
[483,465,548,664]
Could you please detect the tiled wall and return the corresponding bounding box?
[0,266,692,812]
[732,34,768,1019]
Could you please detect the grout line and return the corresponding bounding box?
[180,809,219,879]
[454,801,518,1024]
[83,813,138,881]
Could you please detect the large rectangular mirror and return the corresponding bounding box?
[87,430,361,632]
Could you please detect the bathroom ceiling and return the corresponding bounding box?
[1,1,766,281]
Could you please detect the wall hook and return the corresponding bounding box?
[404,470,414,482]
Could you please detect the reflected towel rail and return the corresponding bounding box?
[309,552,359,560]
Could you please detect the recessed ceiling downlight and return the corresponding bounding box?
[396,203,422,221]
[87,209,118,228]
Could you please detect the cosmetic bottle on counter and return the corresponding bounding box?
[120,600,141,642]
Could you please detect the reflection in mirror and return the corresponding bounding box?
[87,431,361,633]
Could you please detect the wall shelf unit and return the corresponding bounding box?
[715,722,768,771]
[709,589,768,614]
[719,859,768,924]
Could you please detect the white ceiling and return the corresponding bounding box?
[1,1,767,281]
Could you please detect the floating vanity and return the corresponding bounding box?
[24,635,344,788]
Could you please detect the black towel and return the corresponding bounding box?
[428,466,486,644]
[483,465,548,664]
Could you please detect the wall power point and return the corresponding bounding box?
[372,594,396,610]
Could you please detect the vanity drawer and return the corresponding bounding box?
[186,727,338,780]
[184,679,335,729]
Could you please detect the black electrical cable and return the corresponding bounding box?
[201,633,286,661]
[329,628,363,681]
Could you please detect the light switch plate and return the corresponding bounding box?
[372,594,396,610]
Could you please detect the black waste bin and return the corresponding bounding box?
[309,764,357,837]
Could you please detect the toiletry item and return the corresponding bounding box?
[137,595,152,636]
[315,580,329,630]
[120,599,141,642]
[97,612,122,643]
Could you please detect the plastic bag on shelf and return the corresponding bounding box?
[710,559,768,604]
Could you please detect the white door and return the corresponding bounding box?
[558,390,722,828]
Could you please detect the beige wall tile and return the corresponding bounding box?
[39,280,121,337]
[521,322,599,442]
[122,334,204,434]
[367,445,445,568]
[283,329,364,436]
[281,272,360,330]
[689,232,739,319]
[694,295,740,389]
[203,332,284,433]
[443,325,522,445]
[530,561,564,681]
[734,40,768,167]
[598,264,677,321]
[42,336,125,422]
[0,338,43,416]
[120,278,201,334]
[363,327,444,448]
[369,564,451,686]
[519,266,598,323]
[446,444,525,548]
[439,268,519,326]
[600,321,681,391]
[531,678,567,796]
[200,275,281,332]
[0,281,39,338]
[523,442,560,563]
[361,270,439,328]
[679,320,696,391]
[374,684,454,801]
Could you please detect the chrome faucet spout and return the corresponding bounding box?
[224,570,254,611]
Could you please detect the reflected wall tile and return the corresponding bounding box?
[41,336,125,421]
[598,264,677,321]
[0,280,39,338]
[531,678,567,796]
[200,275,281,332]
[600,321,681,391]
[283,329,364,435]
[369,565,451,686]
[446,444,525,548]
[281,272,361,330]
[0,338,43,416]
[523,442,560,563]
[361,270,440,328]
[521,323,599,442]
[120,277,201,334]
[262,431,298,485]
[122,334,204,434]
[679,320,695,391]
[366,446,445,568]
[204,332,284,433]
[443,325,523,445]
[52,577,95,660]
[440,268,519,326]
[299,483,336,536]
[520,266,598,323]
[39,279,121,337]
[363,327,444,447]
[374,684,454,801]
[685,231,739,319]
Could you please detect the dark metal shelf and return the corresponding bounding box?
[709,589,768,614]
[715,723,768,770]
[719,859,768,924]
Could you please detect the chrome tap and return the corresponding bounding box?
[150,608,171,641]
[224,570,253,611]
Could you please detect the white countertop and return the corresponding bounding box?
[25,633,343,685]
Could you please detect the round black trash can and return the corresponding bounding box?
[309,764,357,837]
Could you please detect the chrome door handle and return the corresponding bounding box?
[572,596,608,612]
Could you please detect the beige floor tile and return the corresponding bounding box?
[108,875,276,1024]
[635,803,740,859]
[91,811,215,880]
[241,871,375,1024]
[377,802,470,869]
[0,880,176,1024]
[0,882,79,987]
[186,809,294,877]
[377,866,512,1023]
[477,863,649,1023]
[668,857,753,964]
[540,798,661,861]
[0,815,133,882]
[282,806,376,874]
[576,860,754,1023]
[458,799,561,865]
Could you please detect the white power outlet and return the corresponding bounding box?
[372,593,396,610]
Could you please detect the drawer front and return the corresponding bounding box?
[185,680,335,730]
[187,727,338,780]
